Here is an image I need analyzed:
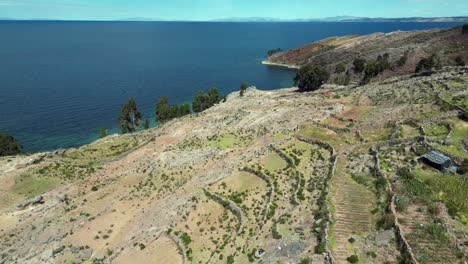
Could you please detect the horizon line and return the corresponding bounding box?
[1,15,467,23]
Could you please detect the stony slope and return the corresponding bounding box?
[0,65,466,264]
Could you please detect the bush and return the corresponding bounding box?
[335,63,346,74]
[347,255,359,263]
[91,186,98,191]
[316,241,326,254]
[397,53,408,67]
[180,232,192,245]
[455,56,465,66]
[462,24,468,35]
[294,64,330,92]
[415,54,441,73]
[362,54,390,84]
[0,133,22,156]
[353,58,366,73]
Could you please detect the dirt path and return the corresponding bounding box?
[331,154,375,263]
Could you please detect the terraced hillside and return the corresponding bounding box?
[0,66,467,264]
[264,24,468,85]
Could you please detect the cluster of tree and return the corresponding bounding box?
[267,48,282,57]
[415,54,442,73]
[240,82,248,97]
[0,133,22,157]
[155,96,191,123]
[192,87,221,113]
[117,87,225,134]
[294,64,330,92]
[463,24,468,35]
[362,54,391,84]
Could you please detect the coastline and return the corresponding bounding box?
[261,60,300,69]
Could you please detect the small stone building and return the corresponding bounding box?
[421,151,452,171]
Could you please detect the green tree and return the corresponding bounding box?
[156,97,191,123]
[353,58,366,73]
[207,87,220,106]
[192,90,210,113]
[240,82,248,97]
[0,133,22,156]
[143,119,150,129]
[267,48,282,57]
[99,128,107,138]
[117,98,143,133]
[335,63,346,74]
[362,54,390,84]
[155,96,169,123]
[179,102,191,116]
[294,64,330,92]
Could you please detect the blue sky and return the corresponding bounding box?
[0,0,466,20]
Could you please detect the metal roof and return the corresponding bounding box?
[422,151,451,165]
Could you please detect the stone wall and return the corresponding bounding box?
[370,149,419,264]
[295,134,336,264]
[241,166,275,222]
[168,232,188,264]
[313,122,352,134]
[294,135,335,156]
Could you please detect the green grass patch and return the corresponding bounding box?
[414,168,468,216]
[63,136,141,165]
[400,124,420,138]
[12,174,59,198]
[361,127,391,143]
[425,123,449,138]
[444,94,468,111]
[433,118,468,158]
[264,153,287,171]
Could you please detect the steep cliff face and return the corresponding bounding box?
[265,25,468,83]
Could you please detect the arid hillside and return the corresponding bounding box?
[0,65,467,264]
[265,25,468,84]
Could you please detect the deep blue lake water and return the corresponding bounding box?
[0,21,463,152]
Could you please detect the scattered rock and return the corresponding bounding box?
[16,196,44,210]
[52,245,65,256]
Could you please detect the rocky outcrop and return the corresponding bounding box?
[16,196,44,210]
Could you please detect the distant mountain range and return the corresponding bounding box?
[212,16,468,23]
[1,16,467,23]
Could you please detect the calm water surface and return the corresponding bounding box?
[0,21,462,151]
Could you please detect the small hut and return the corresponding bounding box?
[421,151,452,171]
